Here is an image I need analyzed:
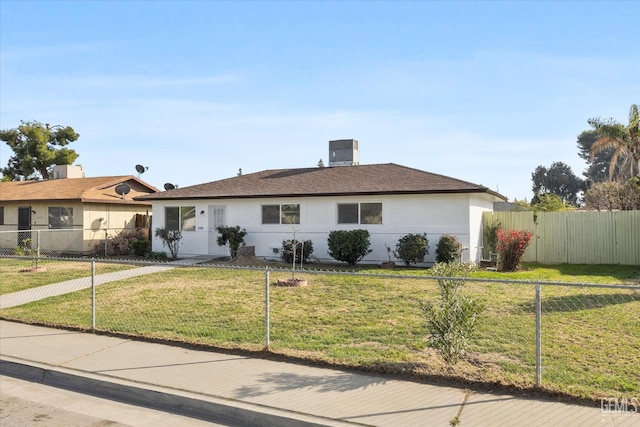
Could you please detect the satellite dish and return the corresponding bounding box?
[164,183,176,191]
[115,183,131,200]
[135,164,148,176]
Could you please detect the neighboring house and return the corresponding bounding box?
[0,165,158,255]
[136,141,506,264]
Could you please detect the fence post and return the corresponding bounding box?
[265,267,270,349]
[35,230,40,269]
[535,281,542,387]
[91,258,96,332]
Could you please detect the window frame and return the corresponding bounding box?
[261,203,300,225]
[337,202,382,225]
[48,206,74,229]
[165,205,196,232]
[0,206,4,225]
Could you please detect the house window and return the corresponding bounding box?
[0,206,4,225]
[337,203,382,224]
[262,204,300,224]
[360,203,382,224]
[165,206,196,231]
[48,207,74,229]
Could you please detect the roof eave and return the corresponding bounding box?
[134,188,506,201]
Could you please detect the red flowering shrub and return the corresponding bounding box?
[495,229,533,272]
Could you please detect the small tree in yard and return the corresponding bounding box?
[281,239,313,265]
[495,229,533,272]
[435,234,462,264]
[216,226,247,258]
[421,262,482,365]
[327,229,372,266]
[394,233,429,266]
[155,228,182,260]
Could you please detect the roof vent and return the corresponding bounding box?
[328,139,359,167]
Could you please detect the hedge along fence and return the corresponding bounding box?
[483,211,640,265]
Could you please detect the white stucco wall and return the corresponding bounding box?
[150,192,498,265]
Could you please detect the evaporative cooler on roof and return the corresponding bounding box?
[328,139,360,166]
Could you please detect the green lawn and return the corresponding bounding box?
[0,258,142,295]
[0,261,638,400]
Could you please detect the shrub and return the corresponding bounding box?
[154,227,183,260]
[421,262,482,365]
[435,234,462,264]
[131,240,150,256]
[216,226,247,258]
[144,251,169,261]
[394,233,429,266]
[281,239,314,264]
[483,219,501,261]
[93,229,148,256]
[495,229,533,272]
[327,229,372,266]
[14,237,35,256]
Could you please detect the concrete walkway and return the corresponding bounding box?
[0,321,637,427]
[0,257,209,309]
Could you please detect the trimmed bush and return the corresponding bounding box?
[155,228,183,260]
[281,239,314,264]
[394,233,429,266]
[327,229,372,266]
[216,226,247,258]
[435,234,462,264]
[131,240,150,256]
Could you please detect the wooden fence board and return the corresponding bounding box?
[483,210,640,265]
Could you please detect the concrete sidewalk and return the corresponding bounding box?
[0,321,636,427]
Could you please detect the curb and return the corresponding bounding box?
[0,357,357,427]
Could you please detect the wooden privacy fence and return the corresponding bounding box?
[483,211,640,265]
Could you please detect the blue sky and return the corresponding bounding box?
[1,1,638,201]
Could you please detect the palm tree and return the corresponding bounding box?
[588,103,640,182]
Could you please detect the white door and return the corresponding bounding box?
[208,205,227,255]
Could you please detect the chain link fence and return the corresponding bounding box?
[0,255,638,401]
[0,228,151,258]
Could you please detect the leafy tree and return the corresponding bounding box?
[216,226,247,258]
[0,120,80,180]
[577,130,618,183]
[530,193,569,212]
[394,233,429,266]
[588,104,640,182]
[531,162,584,206]
[584,177,640,211]
[327,229,372,265]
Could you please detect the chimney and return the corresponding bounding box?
[328,139,359,167]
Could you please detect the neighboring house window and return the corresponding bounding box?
[48,207,74,229]
[0,206,4,225]
[165,206,196,231]
[261,204,300,224]
[337,203,382,224]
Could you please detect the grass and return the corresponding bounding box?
[0,258,136,294]
[0,260,638,401]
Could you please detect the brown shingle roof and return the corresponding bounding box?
[135,163,506,201]
[0,176,158,204]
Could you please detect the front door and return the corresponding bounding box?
[17,206,32,248]
[208,205,227,255]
